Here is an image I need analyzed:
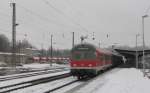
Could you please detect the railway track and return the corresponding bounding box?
[0,67,68,81]
[0,68,119,93]
[43,80,78,93]
[0,72,71,93]
[43,68,119,93]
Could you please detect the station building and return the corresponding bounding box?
[115,48,150,68]
[0,52,26,66]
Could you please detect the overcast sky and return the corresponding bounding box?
[0,0,150,49]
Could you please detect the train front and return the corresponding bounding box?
[70,43,98,78]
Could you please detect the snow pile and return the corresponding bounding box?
[23,63,52,69]
[23,63,69,69]
[96,68,150,93]
[75,68,150,93]
[0,71,70,87]
[11,77,76,93]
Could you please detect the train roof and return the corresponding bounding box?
[72,43,113,55]
[72,43,123,57]
[72,43,96,51]
[106,48,122,56]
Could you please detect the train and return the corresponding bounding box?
[70,43,123,79]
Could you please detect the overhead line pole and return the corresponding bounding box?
[11,3,17,67]
[50,34,53,66]
[142,16,145,76]
[72,32,74,48]
[99,42,100,48]
[135,34,139,69]
[142,15,148,76]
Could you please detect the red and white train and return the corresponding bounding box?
[70,43,123,79]
[29,57,69,63]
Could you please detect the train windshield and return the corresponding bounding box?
[72,51,96,60]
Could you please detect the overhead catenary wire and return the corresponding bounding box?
[0,28,11,34]
[17,3,86,34]
[14,3,83,43]
[0,8,11,16]
[14,4,58,38]
[0,1,69,38]
[0,2,52,49]
[0,11,48,38]
[64,0,82,21]
[15,3,78,45]
[145,5,150,14]
[0,11,11,27]
[16,3,80,31]
[1,1,88,49]
[0,12,10,18]
[43,0,89,33]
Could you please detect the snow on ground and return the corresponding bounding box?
[11,77,78,93]
[0,64,69,78]
[0,70,70,88]
[96,68,150,93]
[74,68,150,93]
[23,63,69,69]
[1,66,150,93]
[0,63,70,76]
[0,63,71,93]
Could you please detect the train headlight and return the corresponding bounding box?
[88,64,92,67]
[73,64,77,67]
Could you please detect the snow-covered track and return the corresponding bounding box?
[0,67,68,81]
[0,73,70,93]
[44,80,78,93]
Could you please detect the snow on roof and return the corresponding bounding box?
[25,48,38,51]
[0,52,26,56]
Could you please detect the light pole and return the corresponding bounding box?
[72,32,74,48]
[98,41,100,48]
[50,34,53,66]
[135,34,140,69]
[142,15,148,76]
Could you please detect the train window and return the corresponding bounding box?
[100,54,104,61]
[72,51,96,60]
[99,55,102,61]
[84,51,96,59]
[105,55,111,61]
[99,54,111,61]
[105,55,108,61]
[108,55,110,61]
[72,53,82,60]
[104,55,106,61]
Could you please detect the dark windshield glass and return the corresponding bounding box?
[72,51,96,60]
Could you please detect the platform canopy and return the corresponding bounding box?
[114,48,150,68]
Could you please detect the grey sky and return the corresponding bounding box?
[0,0,150,49]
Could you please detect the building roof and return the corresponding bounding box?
[0,52,26,56]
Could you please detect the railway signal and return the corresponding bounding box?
[142,15,149,76]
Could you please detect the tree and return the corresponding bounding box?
[15,39,36,53]
[47,47,70,57]
[0,34,10,52]
[18,39,33,49]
